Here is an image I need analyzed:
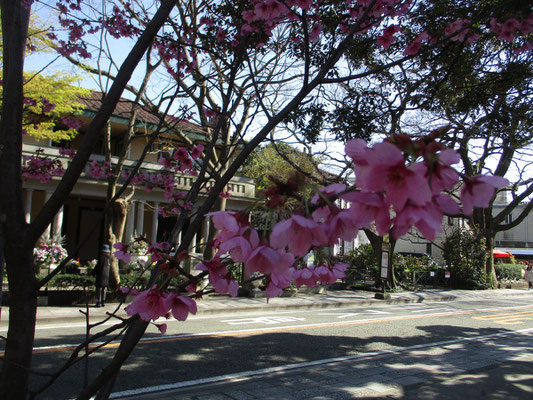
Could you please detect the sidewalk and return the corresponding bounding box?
[1,287,531,324]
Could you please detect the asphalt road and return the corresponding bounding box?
[15,295,533,399]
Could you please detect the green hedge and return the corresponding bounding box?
[37,273,95,290]
[35,272,191,292]
[495,263,524,281]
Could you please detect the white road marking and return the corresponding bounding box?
[3,295,533,333]
[317,309,391,318]
[18,304,533,354]
[221,316,306,325]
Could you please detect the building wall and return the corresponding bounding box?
[494,203,533,248]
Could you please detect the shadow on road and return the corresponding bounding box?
[25,322,533,399]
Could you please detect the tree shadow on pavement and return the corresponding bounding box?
[26,324,533,399]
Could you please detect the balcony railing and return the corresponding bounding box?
[22,143,255,199]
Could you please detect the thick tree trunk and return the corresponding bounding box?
[363,229,383,287]
[363,229,397,288]
[106,198,128,288]
[485,233,497,287]
[0,1,35,397]
[471,208,497,287]
[1,249,38,398]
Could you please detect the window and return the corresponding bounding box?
[505,213,513,224]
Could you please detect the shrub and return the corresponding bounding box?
[37,273,94,290]
[344,244,378,282]
[443,228,489,289]
[119,273,150,290]
[495,263,524,281]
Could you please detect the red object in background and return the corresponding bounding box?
[493,249,513,258]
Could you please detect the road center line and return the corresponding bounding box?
[17,304,533,355]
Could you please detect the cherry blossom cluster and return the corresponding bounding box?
[344,137,508,240]
[157,144,203,175]
[71,143,204,215]
[86,160,114,179]
[46,0,533,73]
[123,285,197,333]
[22,151,65,183]
[116,133,509,327]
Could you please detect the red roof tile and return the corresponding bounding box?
[77,91,206,134]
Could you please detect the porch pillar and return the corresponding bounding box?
[42,191,53,239]
[151,202,159,242]
[136,201,145,237]
[125,201,136,242]
[24,189,33,223]
[52,205,64,237]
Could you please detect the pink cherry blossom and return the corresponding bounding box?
[191,144,204,160]
[270,215,328,257]
[158,157,173,170]
[173,147,189,162]
[164,293,197,321]
[362,141,432,211]
[245,245,294,277]
[392,201,444,241]
[433,193,460,215]
[124,286,168,322]
[216,28,227,41]
[291,266,318,288]
[156,323,167,334]
[311,183,346,221]
[377,24,400,49]
[427,149,460,194]
[208,211,248,244]
[61,117,83,130]
[314,263,347,285]
[325,209,360,246]
[254,0,286,21]
[309,23,322,43]
[445,18,471,42]
[342,191,391,235]
[113,242,131,263]
[217,235,253,263]
[404,37,421,55]
[120,287,140,296]
[178,157,193,172]
[266,270,292,300]
[266,280,284,299]
[148,241,171,262]
[345,139,372,184]
[196,260,239,297]
[242,10,256,23]
[460,175,509,216]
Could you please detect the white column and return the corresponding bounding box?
[52,206,64,237]
[125,201,136,242]
[43,191,53,239]
[189,233,197,254]
[202,217,210,244]
[151,202,159,242]
[136,201,144,237]
[24,189,33,223]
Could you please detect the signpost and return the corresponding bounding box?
[375,242,391,300]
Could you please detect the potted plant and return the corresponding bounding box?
[33,235,68,275]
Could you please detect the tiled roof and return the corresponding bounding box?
[77,91,206,134]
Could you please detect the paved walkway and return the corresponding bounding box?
[1,287,531,324]
[115,328,533,399]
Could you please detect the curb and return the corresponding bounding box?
[1,289,531,325]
